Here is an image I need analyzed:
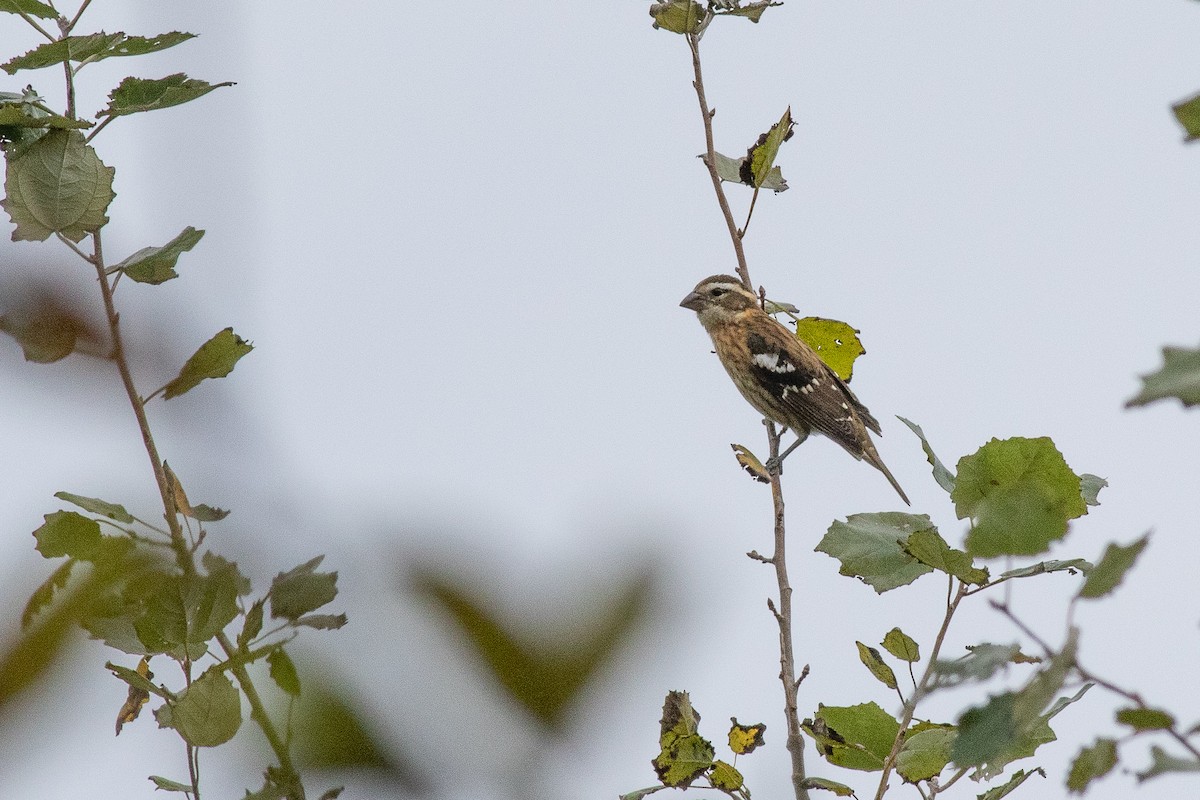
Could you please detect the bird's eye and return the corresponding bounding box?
[709,287,727,297]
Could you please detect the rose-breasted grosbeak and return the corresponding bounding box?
[680,274,910,505]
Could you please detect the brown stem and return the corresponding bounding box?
[686,32,752,291]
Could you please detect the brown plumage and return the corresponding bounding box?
[680,274,909,505]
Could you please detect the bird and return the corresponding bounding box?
[680,274,910,505]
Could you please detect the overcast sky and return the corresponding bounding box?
[2,2,1200,799]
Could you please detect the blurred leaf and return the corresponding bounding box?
[930,643,1028,690]
[114,226,204,284]
[102,73,235,118]
[743,107,794,189]
[856,641,897,690]
[649,0,706,34]
[33,510,101,559]
[953,437,1087,558]
[897,416,956,493]
[803,702,900,771]
[3,33,127,73]
[238,599,264,648]
[0,306,82,362]
[293,613,348,630]
[268,648,301,697]
[201,550,251,596]
[800,776,855,796]
[653,691,714,788]
[1126,344,1200,407]
[903,528,989,585]
[711,150,787,191]
[882,627,919,663]
[1067,738,1117,794]
[155,667,241,746]
[999,559,1091,580]
[1137,745,1200,780]
[148,776,193,793]
[413,567,652,728]
[1116,707,1174,731]
[978,768,1046,800]
[0,0,56,19]
[709,760,743,791]
[21,558,74,627]
[134,569,238,654]
[728,717,765,755]
[795,317,863,381]
[1079,474,1107,506]
[2,129,114,242]
[1078,535,1148,600]
[896,726,955,782]
[53,491,135,523]
[815,512,935,594]
[1172,93,1200,142]
[270,555,338,620]
[161,328,252,399]
[731,443,770,483]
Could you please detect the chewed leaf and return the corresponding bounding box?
[649,0,706,34]
[161,328,253,399]
[815,512,935,593]
[728,718,765,755]
[1126,344,1200,408]
[102,74,235,118]
[114,226,204,284]
[794,317,864,381]
[710,151,788,192]
[731,444,770,483]
[2,129,114,242]
[743,107,794,190]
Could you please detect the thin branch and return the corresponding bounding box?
[67,0,94,32]
[740,187,761,239]
[874,581,969,800]
[686,32,752,290]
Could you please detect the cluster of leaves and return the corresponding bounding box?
[1,3,346,799]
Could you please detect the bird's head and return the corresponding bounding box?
[679,274,759,328]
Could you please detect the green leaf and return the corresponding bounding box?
[294,685,391,771]
[1126,344,1200,407]
[951,692,1018,768]
[930,643,1028,690]
[53,491,135,523]
[856,641,897,689]
[155,667,241,747]
[270,555,338,620]
[33,510,101,559]
[998,559,1091,580]
[102,32,196,60]
[106,660,169,699]
[0,306,85,362]
[795,317,864,381]
[800,776,856,796]
[1067,738,1117,793]
[744,107,794,190]
[803,702,900,772]
[896,725,955,782]
[1136,745,1200,781]
[2,128,115,242]
[268,647,301,697]
[2,33,127,73]
[731,443,770,483]
[978,768,1046,800]
[709,760,743,791]
[412,568,650,729]
[114,226,204,284]
[653,691,714,788]
[649,0,706,34]
[0,0,57,19]
[102,73,235,118]
[882,628,919,663]
[162,328,253,399]
[0,104,91,130]
[293,613,349,630]
[148,776,193,793]
[238,599,264,648]
[815,512,935,594]
[711,150,788,192]
[728,717,765,755]
[1079,474,1106,506]
[1115,707,1175,731]
[1078,535,1148,599]
[903,528,989,585]
[953,437,1087,558]
[715,0,780,23]
[897,416,956,493]
[21,558,75,627]
[1172,93,1200,143]
[134,570,238,654]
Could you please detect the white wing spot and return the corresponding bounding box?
[753,352,796,373]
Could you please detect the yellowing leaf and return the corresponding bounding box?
[794,317,865,381]
[728,717,766,755]
[731,443,770,483]
[114,656,153,735]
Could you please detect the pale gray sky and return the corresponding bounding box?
[2,2,1200,798]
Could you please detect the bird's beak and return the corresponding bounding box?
[679,291,704,311]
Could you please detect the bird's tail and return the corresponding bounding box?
[864,446,910,506]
